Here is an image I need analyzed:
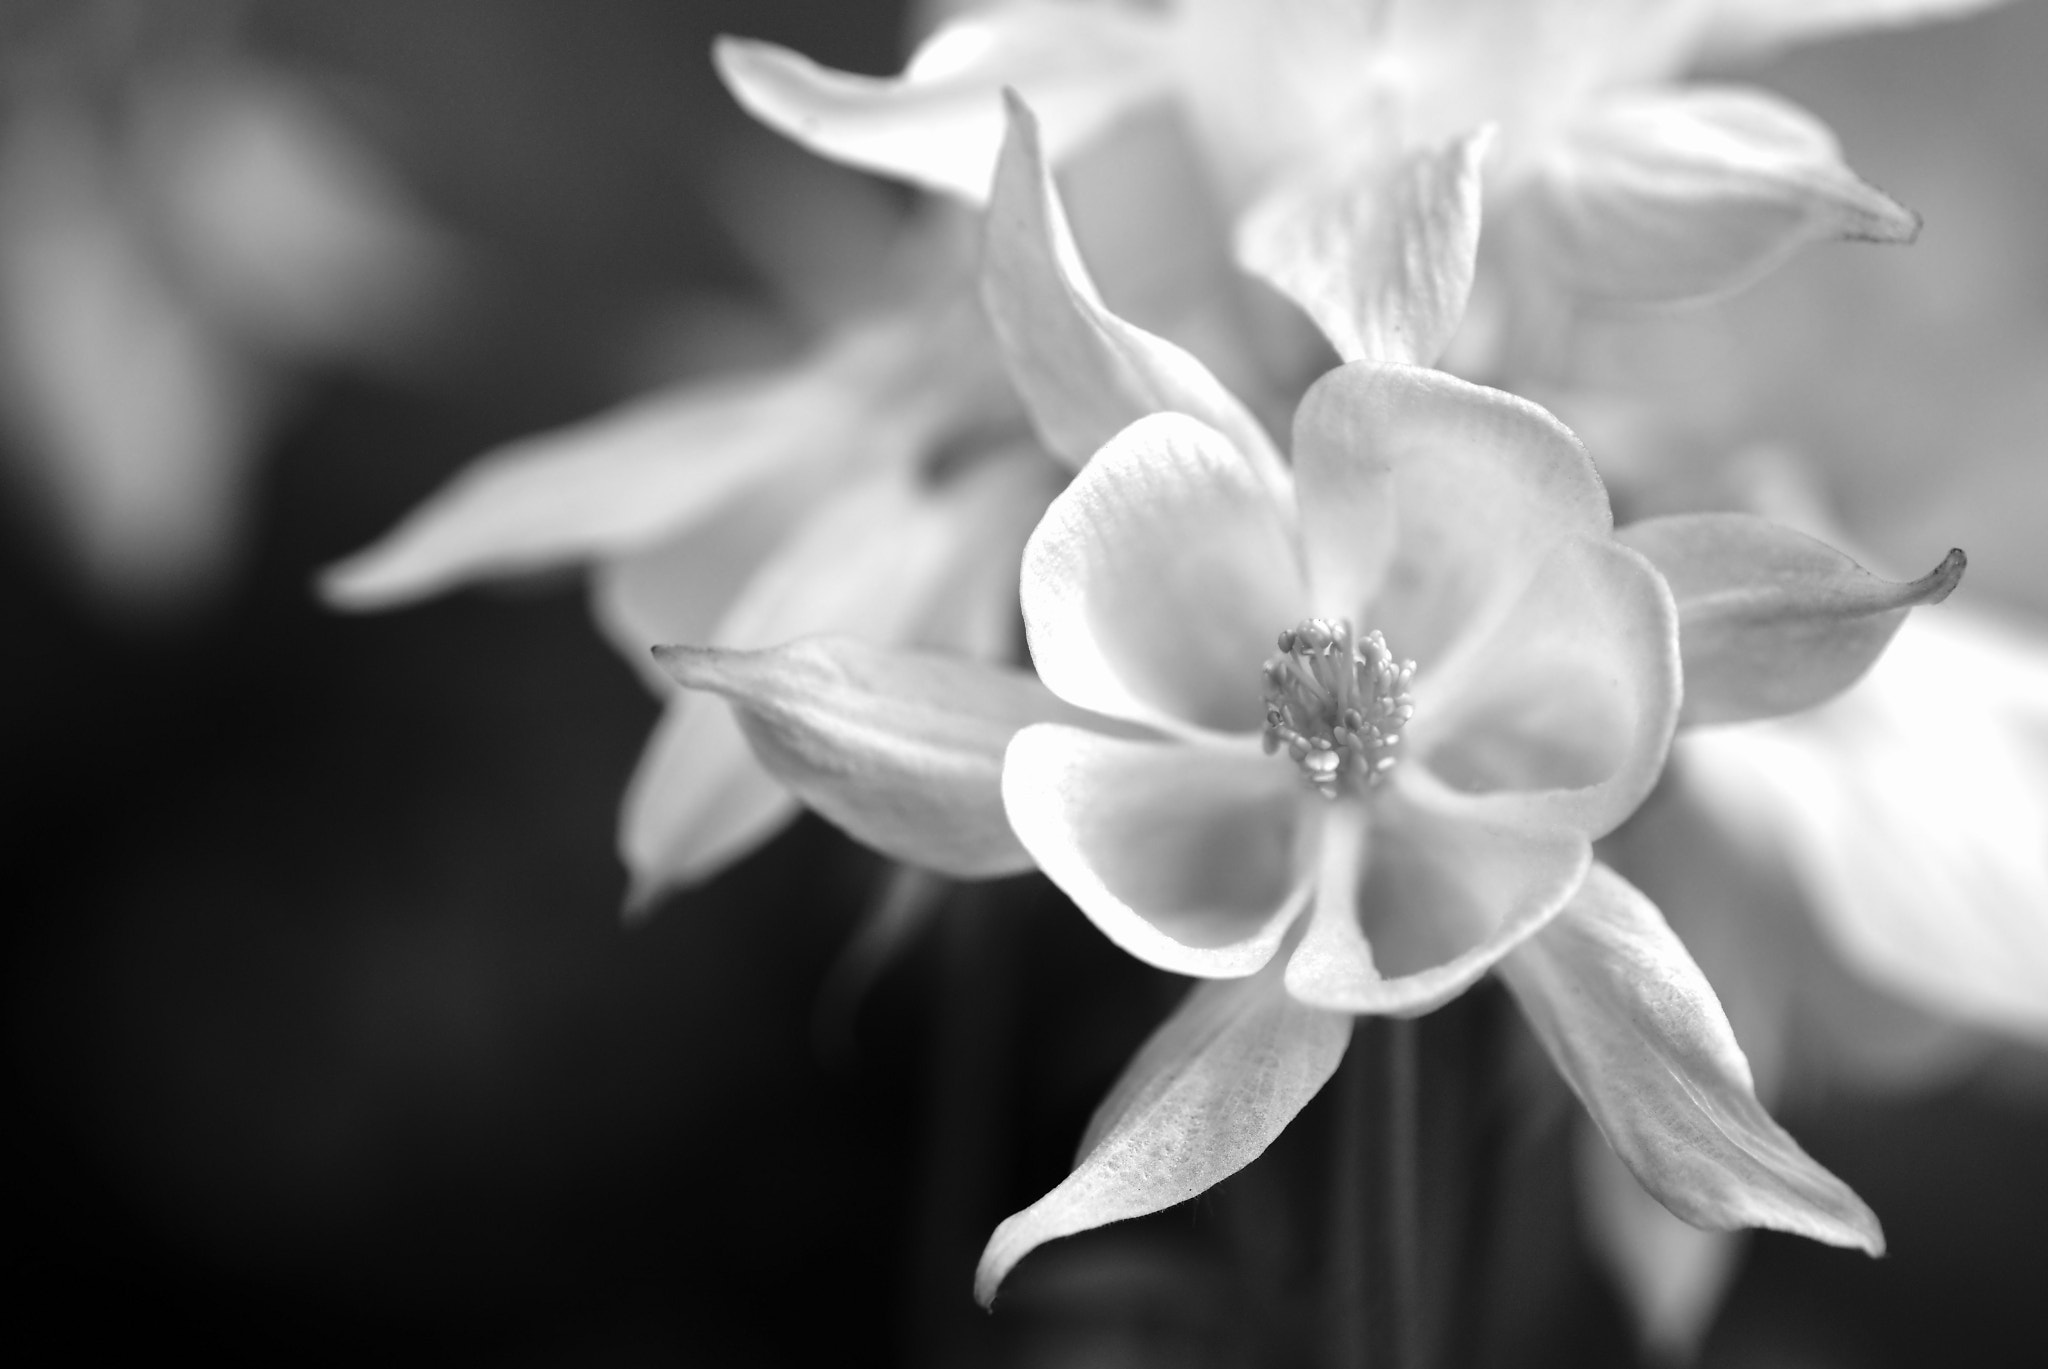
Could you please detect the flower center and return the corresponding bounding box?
[1261,618,1415,799]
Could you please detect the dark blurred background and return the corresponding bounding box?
[5,2,2045,1364]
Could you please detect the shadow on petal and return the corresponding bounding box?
[1004,725,1309,977]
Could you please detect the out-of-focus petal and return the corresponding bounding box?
[1679,609,2048,1045]
[0,101,266,613]
[1284,775,1591,1015]
[1500,863,1885,1253]
[982,92,1286,486]
[620,467,991,900]
[1169,0,1388,201]
[1700,0,2012,62]
[590,479,818,693]
[1300,365,1611,673]
[1003,724,1309,978]
[713,6,1172,201]
[1620,512,1963,726]
[1286,362,1394,622]
[135,62,459,362]
[1021,412,1301,734]
[1235,128,1491,368]
[660,637,1095,879]
[320,307,972,608]
[621,692,802,910]
[1576,1121,1747,1363]
[1413,536,1679,840]
[975,955,1350,1305]
[1514,86,1918,307]
[899,443,1066,662]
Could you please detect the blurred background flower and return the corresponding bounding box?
[5,2,2045,1366]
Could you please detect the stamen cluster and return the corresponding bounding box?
[1261,618,1415,799]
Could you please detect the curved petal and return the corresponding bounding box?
[1283,773,1591,1015]
[1296,364,1611,675]
[589,478,817,693]
[320,308,964,608]
[1500,863,1885,1254]
[659,637,1101,879]
[1021,412,1302,734]
[1576,1119,1748,1363]
[983,92,1288,488]
[1235,127,1491,368]
[1513,86,1918,308]
[620,466,995,901]
[1287,364,1395,622]
[1003,724,1310,978]
[621,694,802,911]
[1678,609,2048,1045]
[1620,512,1964,726]
[1700,0,2010,62]
[975,957,1349,1305]
[713,6,1172,202]
[1410,536,1680,840]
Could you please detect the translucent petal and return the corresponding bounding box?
[619,467,995,899]
[1576,1121,1747,1363]
[1513,86,1919,307]
[1002,724,1310,978]
[1021,412,1302,734]
[1236,127,1490,368]
[982,92,1287,485]
[1500,863,1885,1254]
[1411,535,1679,840]
[321,305,974,608]
[1679,609,2048,1045]
[659,638,1094,880]
[1621,512,1963,726]
[589,477,816,693]
[1283,774,1591,1015]
[1295,365,1610,674]
[713,6,1171,201]
[975,956,1349,1304]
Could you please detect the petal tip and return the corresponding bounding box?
[651,642,720,690]
[1917,547,1966,605]
[315,548,411,612]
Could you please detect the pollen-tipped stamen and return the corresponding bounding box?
[1261,618,1414,798]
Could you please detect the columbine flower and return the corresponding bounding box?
[715,0,1979,364]
[655,103,1965,1300]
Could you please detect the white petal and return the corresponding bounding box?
[620,466,1004,899]
[1500,863,1885,1253]
[660,637,1104,880]
[713,6,1171,201]
[1296,364,1611,673]
[1236,127,1491,368]
[620,693,801,909]
[982,93,1288,487]
[1512,86,1918,307]
[975,958,1350,1305]
[1679,609,2048,1045]
[320,305,975,608]
[1701,0,2011,62]
[1003,724,1310,978]
[1021,412,1302,734]
[1284,774,1591,1015]
[589,478,816,693]
[1576,1121,1747,1363]
[1411,535,1680,840]
[1621,512,1964,726]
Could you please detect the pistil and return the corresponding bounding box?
[1261,618,1414,798]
